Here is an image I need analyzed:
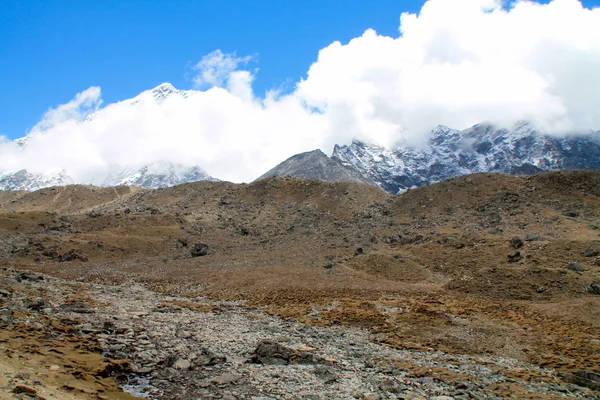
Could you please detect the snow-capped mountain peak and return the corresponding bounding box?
[0,169,73,191]
[150,82,186,101]
[100,161,218,188]
[333,122,600,194]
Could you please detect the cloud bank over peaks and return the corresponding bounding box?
[1,0,599,183]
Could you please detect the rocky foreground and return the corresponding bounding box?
[1,171,600,398]
[2,268,598,400]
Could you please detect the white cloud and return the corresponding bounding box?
[1,0,599,183]
[191,50,253,89]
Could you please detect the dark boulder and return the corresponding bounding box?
[588,280,600,295]
[560,370,600,391]
[190,243,209,257]
[249,341,317,365]
[567,263,584,272]
[583,248,599,257]
[510,237,524,249]
[508,250,524,263]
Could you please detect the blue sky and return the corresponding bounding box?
[0,0,424,139]
[4,0,597,140]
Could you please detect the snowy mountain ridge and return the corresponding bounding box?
[0,162,216,191]
[332,122,600,193]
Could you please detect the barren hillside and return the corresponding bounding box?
[1,171,600,398]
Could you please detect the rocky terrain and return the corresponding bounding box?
[1,170,600,398]
[256,150,371,184]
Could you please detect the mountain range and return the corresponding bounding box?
[2,83,600,192]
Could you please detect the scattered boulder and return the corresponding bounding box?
[397,233,424,245]
[86,211,102,218]
[176,330,192,339]
[313,365,337,384]
[525,234,541,241]
[211,372,241,385]
[190,243,209,257]
[59,250,88,262]
[193,348,226,367]
[588,280,600,295]
[560,370,600,391]
[567,263,584,273]
[173,358,191,370]
[18,272,43,282]
[583,248,599,257]
[510,237,524,249]
[508,250,523,263]
[25,300,47,311]
[11,385,38,396]
[249,341,317,365]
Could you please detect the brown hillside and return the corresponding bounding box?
[2,170,600,392]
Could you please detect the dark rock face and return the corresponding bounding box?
[255,149,373,184]
[332,122,600,193]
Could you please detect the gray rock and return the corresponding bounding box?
[25,300,46,312]
[313,366,337,384]
[525,234,541,241]
[176,330,192,338]
[560,370,600,391]
[582,248,599,257]
[588,281,600,295]
[255,149,373,185]
[19,272,44,282]
[190,242,209,257]
[510,237,524,249]
[508,250,523,263]
[173,358,191,370]
[211,373,241,385]
[567,263,584,272]
[193,348,226,366]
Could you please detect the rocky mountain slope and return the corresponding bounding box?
[255,149,372,184]
[1,170,600,397]
[333,122,600,193]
